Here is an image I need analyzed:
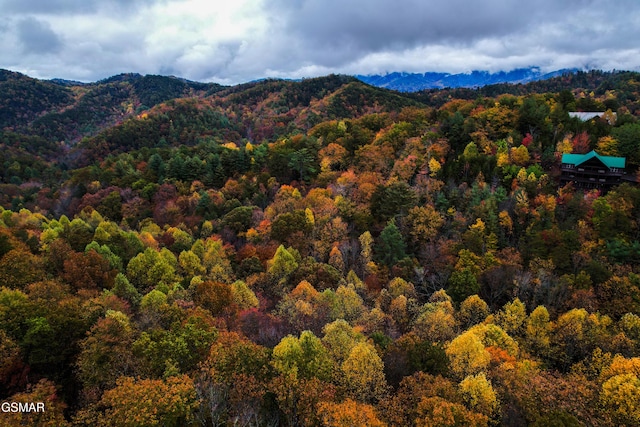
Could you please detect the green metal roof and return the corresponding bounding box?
[561,150,626,169]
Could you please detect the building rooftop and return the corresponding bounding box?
[568,112,616,122]
[561,150,626,169]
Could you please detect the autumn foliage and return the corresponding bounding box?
[1,69,640,426]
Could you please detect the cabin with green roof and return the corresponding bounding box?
[560,150,626,192]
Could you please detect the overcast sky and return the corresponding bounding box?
[1,0,639,84]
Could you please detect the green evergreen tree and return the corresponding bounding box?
[375,220,406,267]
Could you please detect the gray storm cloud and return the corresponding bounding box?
[272,0,532,50]
[0,0,150,14]
[17,17,63,54]
[259,0,640,74]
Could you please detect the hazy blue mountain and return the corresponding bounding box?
[356,67,577,92]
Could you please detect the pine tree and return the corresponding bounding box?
[375,219,406,267]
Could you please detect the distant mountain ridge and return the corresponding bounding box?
[356,67,577,92]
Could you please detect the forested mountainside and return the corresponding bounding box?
[1,68,640,426]
[0,70,223,143]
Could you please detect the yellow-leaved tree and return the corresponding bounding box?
[459,372,499,417]
[89,375,197,427]
[341,341,388,403]
[599,355,640,426]
[446,330,491,379]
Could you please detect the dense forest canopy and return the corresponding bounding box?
[1,68,640,426]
